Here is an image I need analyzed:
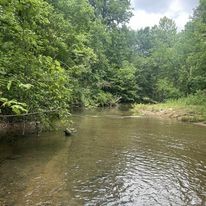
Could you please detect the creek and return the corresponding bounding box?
[0,106,206,205]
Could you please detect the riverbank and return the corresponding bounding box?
[132,93,206,125]
[0,121,40,140]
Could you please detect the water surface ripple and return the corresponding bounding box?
[0,107,206,205]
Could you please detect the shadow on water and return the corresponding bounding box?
[0,106,206,205]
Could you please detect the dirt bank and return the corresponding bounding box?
[133,106,206,126]
[0,122,40,139]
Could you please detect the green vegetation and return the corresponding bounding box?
[0,0,206,126]
[133,91,206,123]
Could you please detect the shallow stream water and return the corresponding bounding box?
[0,106,206,205]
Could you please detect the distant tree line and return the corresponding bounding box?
[0,0,205,121]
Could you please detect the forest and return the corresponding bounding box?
[0,0,206,123]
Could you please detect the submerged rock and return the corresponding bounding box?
[64,128,77,136]
[64,128,72,136]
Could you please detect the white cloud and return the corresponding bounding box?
[129,0,198,31]
[129,10,162,30]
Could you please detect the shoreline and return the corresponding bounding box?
[132,105,206,127]
[0,121,40,139]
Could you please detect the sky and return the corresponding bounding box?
[129,0,199,31]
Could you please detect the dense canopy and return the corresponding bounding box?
[0,0,205,121]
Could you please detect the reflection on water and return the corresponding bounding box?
[0,106,206,206]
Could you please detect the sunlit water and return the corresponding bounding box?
[0,106,206,206]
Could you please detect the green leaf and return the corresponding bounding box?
[11,105,28,115]
[7,80,12,91]
[0,98,8,103]
[19,83,34,90]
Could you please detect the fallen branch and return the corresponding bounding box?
[0,110,58,118]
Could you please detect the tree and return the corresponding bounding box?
[0,0,71,118]
[89,0,132,27]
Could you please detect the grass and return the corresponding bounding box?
[132,91,206,123]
